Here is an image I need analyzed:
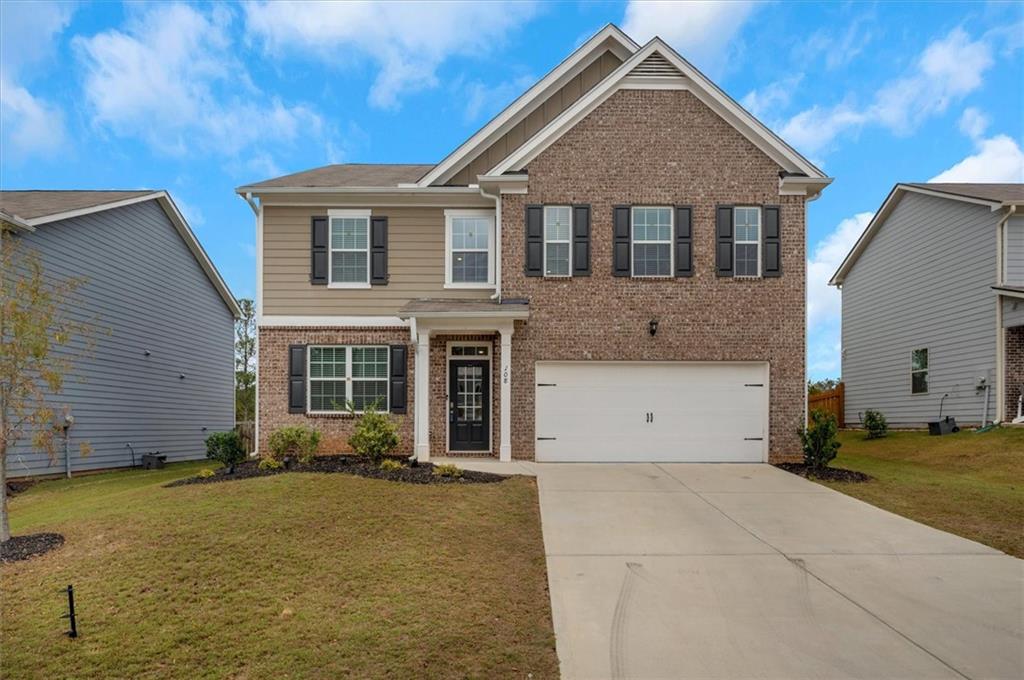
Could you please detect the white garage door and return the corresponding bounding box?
[535,362,768,463]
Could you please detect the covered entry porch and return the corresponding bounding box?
[399,299,529,462]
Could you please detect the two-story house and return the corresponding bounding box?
[831,183,1024,428]
[237,25,831,464]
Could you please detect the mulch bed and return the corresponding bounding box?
[1,533,64,563]
[775,463,873,483]
[165,456,509,488]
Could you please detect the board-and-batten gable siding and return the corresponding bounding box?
[445,50,623,186]
[841,191,998,427]
[262,205,493,316]
[6,200,234,478]
[1003,215,1024,285]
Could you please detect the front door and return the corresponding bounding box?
[449,360,490,451]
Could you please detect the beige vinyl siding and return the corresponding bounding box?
[446,51,623,185]
[262,205,493,316]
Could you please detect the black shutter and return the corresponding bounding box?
[716,206,734,277]
[288,345,306,413]
[525,205,543,276]
[311,217,329,285]
[572,204,591,276]
[389,344,408,414]
[763,206,781,277]
[370,216,388,285]
[612,205,631,276]
[675,205,693,277]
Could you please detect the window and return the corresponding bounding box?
[911,348,928,394]
[632,207,673,277]
[329,210,370,286]
[445,210,495,287]
[734,207,761,277]
[308,346,389,413]
[544,206,572,276]
[450,346,489,356]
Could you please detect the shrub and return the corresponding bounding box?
[205,431,246,473]
[266,425,321,466]
[432,463,463,479]
[863,410,888,439]
[348,404,399,463]
[800,409,841,471]
[258,457,283,471]
[379,458,404,472]
[197,468,216,478]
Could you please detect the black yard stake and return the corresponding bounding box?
[62,585,78,638]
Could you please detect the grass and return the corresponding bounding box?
[1,462,559,679]
[818,427,1024,558]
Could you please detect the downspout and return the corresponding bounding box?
[479,186,502,302]
[242,191,259,216]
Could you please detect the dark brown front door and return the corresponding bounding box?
[449,360,489,451]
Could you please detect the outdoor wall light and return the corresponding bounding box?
[179,373,186,380]
[143,350,151,356]
[649,319,659,337]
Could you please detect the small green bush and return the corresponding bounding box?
[266,425,321,465]
[197,468,216,478]
[800,409,841,471]
[348,404,399,463]
[379,458,404,472]
[258,457,283,471]
[205,431,246,473]
[432,463,463,479]
[863,410,888,439]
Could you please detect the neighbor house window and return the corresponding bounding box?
[329,210,370,286]
[734,207,761,277]
[308,346,389,413]
[544,206,572,276]
[632,207,672,277]
[445,210,495,287]
[911,348,928,394]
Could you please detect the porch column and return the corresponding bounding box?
[499,324,513,462]
[415,328,431,462]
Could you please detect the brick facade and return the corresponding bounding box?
[1005,326,1024,419]
[501,89,806,462]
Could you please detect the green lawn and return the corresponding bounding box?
[1,463,559,679]
[819,428,1024,558]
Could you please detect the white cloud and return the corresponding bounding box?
[75,3,328,159]
[1,75,66,159]
[930,134,1024,183]
[622,1,757,73]
[243,1,539,110]
[796,18,874,71]
[957,107,990,140]
[741,75,803,119]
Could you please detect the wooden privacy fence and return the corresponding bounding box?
[235,421,255,453]
[808,383,845,428]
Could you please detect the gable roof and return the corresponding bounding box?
[0,190,241,317]
[488,38,828,183]
[240,164,435,190]
[829,182,1024,286]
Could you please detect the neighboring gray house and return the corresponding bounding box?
[0,191,240,477]
[831,183,1024,428]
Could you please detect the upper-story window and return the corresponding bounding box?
[734,207,761,277]
[544,206,572,277]
[632,207,673,277]
[329,209,371,287]
[445,209,495,288]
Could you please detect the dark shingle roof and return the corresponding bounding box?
[905,183,1024,205]
[0,190,155,221]
[241,164,435,190]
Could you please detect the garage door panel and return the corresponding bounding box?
[535,362,768,463]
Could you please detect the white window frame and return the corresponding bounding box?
[543,205,573,278]
[327,209,372,289]
[307,345,390,414]
[911,348,929,395]
[444,209,496,289]
[630,206,674,278]
[733,206,762,278]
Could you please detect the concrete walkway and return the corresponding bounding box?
[528,463,1023,680]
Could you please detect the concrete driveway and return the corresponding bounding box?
[534,463,1023,680]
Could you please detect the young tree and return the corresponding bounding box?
[1,229,87,542]
[234,298,256,422]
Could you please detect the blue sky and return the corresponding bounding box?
[2,1,1022,379]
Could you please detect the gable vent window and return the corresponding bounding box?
[734,207,761,277]
[911,348,928,394]
[329,209,371,287]
[445,209,495,288]
[544,206,572,276]
[632,207,673,277]
[631,52,683,78]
